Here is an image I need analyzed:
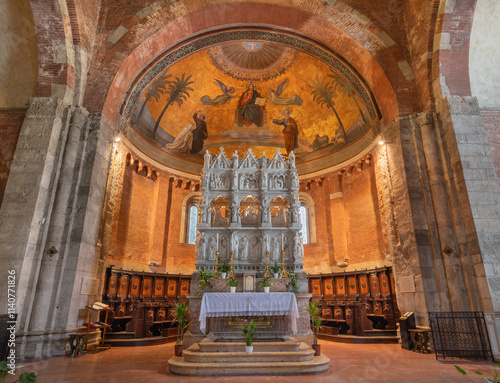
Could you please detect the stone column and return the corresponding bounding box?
[0,98,71,358]
[439,96,500,311]
[380,117,443,325]
[0,99,114,359]
[416,112,470,311]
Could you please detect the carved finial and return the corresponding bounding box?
[204,151,211,168]
[289,151,295,168]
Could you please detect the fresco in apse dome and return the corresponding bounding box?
[127,40,378,160]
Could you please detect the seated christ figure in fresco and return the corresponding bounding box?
[239,82,264,127]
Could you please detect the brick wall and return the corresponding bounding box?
[302,178,334,272]
[107,150,388,273]
[110,163,156,264]
[342,162,387,264]
[302,158,388,272]
[107,151,196,270]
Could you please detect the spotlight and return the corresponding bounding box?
[114,137,121,142]
[378,140,385,145]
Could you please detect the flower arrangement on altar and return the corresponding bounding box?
[257,277,273,292]
[218,262,230,279]
[270,262,281,276]
[226,277,238,292]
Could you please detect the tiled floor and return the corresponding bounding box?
[8,340,497,382]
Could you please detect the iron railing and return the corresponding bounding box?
[428,311,492,360]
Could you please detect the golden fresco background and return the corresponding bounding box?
[129,41,374,159]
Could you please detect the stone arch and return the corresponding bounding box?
[28,0,76,102]
[435,0,478,100]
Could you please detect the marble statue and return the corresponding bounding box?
[271,236,280,261]
[208,236,216,261]
[240,236,249,260]
[197,232,206,260]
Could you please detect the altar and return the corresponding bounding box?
[199,292,299,334]
[168,149,330,376]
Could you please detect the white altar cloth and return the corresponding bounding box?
[199,292,299,334]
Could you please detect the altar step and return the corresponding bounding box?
[319,332,399,344]
[105,334,174,346]
[168,338,330,376]
[198,337,301,352]
[184,342,314,363]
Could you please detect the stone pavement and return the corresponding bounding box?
[8,340,496,382]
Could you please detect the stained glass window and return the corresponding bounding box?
[299,205,308,244]
[187,205,198,244]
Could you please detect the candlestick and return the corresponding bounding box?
[214,251,220,278]
[282,232,284,252]
[227,251,235,279]
[216,233,219,251]
[264,251,272,278]
[279,251,289,278]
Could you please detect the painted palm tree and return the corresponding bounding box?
[135,71,172,122]
[328,71,368,126]
[153,73,194,138]
[308,74,346,142]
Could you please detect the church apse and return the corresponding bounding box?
[120,31,381,175]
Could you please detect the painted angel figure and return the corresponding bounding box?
[201,79,236,105]
[268,79,303,106]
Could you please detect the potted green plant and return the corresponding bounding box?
[241,319,257,353]
[198,267,214,296]
[307,300,323,356]
[226,278,238,293]
[455,363,500,382]
[1,361,37,383]
[258,277,273,293]
[270,262,281,278]
[218,262,230,279]
[172,302,189,356]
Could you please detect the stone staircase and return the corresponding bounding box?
[168,337,330,376]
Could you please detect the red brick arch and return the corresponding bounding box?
[29,0,100,99]
[435,0,478,97]
[29,0,75,97]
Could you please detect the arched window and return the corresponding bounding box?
[180,192,202,244]
[299,204,309,244]
[298,192,316,244]
[187,205,198,244]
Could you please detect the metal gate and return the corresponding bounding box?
[428,311,493,360]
